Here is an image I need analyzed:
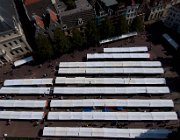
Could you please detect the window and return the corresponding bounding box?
[78,18,83,25]
[10,52,14,55]
[14,40,18,45]
[25,47,29,51]
[63,25,67,30]
[19,39,23,42]
[9,42,12,46]
[15,50,19,54]
[20,48,24,52]
[3,44,7,47]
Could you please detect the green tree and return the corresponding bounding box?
[72,28,85,50]
[117,15,129,35]
[130,16,144,32]
[53,28,71,55]
[85,21,99,46]
[101,18,114,39]
[35,33,53,62]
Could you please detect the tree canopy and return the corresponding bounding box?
[130,16,144,32]
[53,28,71,55]
[101,18,114,39]
[117,15,129,35]
[71,28,86,50]
[35,33,53,62]
[85,21,99,46]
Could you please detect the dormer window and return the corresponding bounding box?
[78,18,83,25]
[108,9,113,16]
[63,25,67,30]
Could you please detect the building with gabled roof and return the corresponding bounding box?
[22,0,95,36]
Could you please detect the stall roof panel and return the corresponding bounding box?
[55,77,166,85]
[0,87,50,94]
[99,32,138,44]
[0,111,44,120]
[47,112,177,121]
[4,78,53,86]
[50,99,174,108]
[14,56,33,67]
[58,68,164,74]
[43,127,171,138]
[0,100,47,108]
[59,61,161,68]
[53,87,170,95]
[103,47,148,53]
[87,53,150,59]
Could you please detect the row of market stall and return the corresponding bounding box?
[0,99,174,108]
[0,46,177,139]
[48,46,176,139]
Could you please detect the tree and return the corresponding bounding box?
[35,33,53,62]
[85,21,99,46]
[130,16,144,32]
[101,18,114,39]
[117,15,129,35]
[71,28,86,50]
[53,28,71,55]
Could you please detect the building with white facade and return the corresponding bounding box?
[0,0,32,65]
[164,3,180,34]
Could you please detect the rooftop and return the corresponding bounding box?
[24,0,41,6]
[100,0,118,7]
[47,9,58,22]
[23,0,56,20]
[59,0,93,16]
[0,0,17,34]
[32,15,44,28]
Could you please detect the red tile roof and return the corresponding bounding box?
[48,9,58,22]
[24,0,41,6]
[33,15,44,28]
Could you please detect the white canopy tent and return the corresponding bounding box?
[4,78,53,86]
[59,61,162,68]
[103,47,148,53]
[47,112,177,121]
[0,111,45,120]
[162,33,179,50]
[0,100,47,108]
[0,87,50,95]
[55,77,166,85]
[14,56,33,67]
[87,53,150,60]
[43,127,172,139]
[50,99,174,108]
[58,68,164,74]
[99,32,138,44]
[53,87,170,94]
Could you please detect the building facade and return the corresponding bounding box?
[164,3,180,34]
[125,4,140,24]
[0,0,32,65]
